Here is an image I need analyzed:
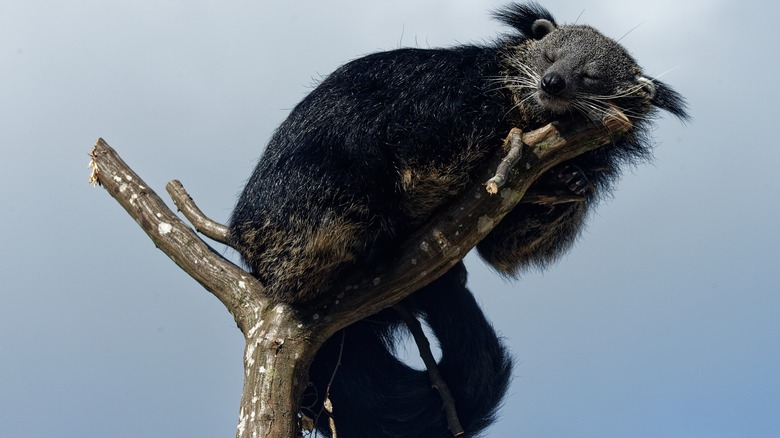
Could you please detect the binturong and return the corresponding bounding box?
[229,2,689,438]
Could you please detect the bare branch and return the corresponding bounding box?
[88,108,630,438]
[309,111,632,338]
[486,128,523,195]
[394,304,464,436]
[90,139,325,437]
[166,179,232,245]
[88,138,261,332]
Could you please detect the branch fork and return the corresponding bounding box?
[88,109,630,437]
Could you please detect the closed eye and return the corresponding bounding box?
[582,64,601,82]
[582,72,601,82]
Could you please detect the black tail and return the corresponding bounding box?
[303,263,512,437]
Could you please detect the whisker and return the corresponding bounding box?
[617,22,644,43]
[645,66,680,80]
[574,9,586,25]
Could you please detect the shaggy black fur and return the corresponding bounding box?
[230,44,514,302]
[229,2,688,437]
[229,3,687,302]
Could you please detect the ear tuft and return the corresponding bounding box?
[643,76,691,122]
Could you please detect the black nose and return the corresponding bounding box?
[541,72,566,96]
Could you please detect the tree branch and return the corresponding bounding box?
[167,180,231,244]
[89,139,307,437]
[485,127,524,195]
[88,140,259,332]
[87,108,630,438]
[306,111,631,339]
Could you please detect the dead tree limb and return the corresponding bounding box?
[88,109,630,438]
[167,180,231,244]
[306,111,631,335]
[88,141,258,329]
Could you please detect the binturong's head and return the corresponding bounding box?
[494,2,690,126]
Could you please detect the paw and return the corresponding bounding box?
[555,165,589,195]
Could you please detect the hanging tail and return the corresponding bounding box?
[303,262,512,437]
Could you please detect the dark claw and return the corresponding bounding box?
[556,165,589,195]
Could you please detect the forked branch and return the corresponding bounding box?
[88,108,630,438]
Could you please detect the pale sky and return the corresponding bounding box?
[1,1,778,437]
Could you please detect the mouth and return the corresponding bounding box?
[535,91,574,114]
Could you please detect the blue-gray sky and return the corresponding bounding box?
[1,1,778,437]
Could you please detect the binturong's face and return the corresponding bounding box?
[508,19,658,122]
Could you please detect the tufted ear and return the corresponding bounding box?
[531,18,556,39]
[640,76,691,122]
[492,2,557,39]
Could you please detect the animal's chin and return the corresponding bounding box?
[535,91,574,114]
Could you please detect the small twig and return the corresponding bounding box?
[485,128,524,195]
[166,180,232,245]
[324,397,337,438]
[393,304,464,437]
[312,330,346,434]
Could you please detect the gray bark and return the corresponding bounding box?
[88,110,630,437]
